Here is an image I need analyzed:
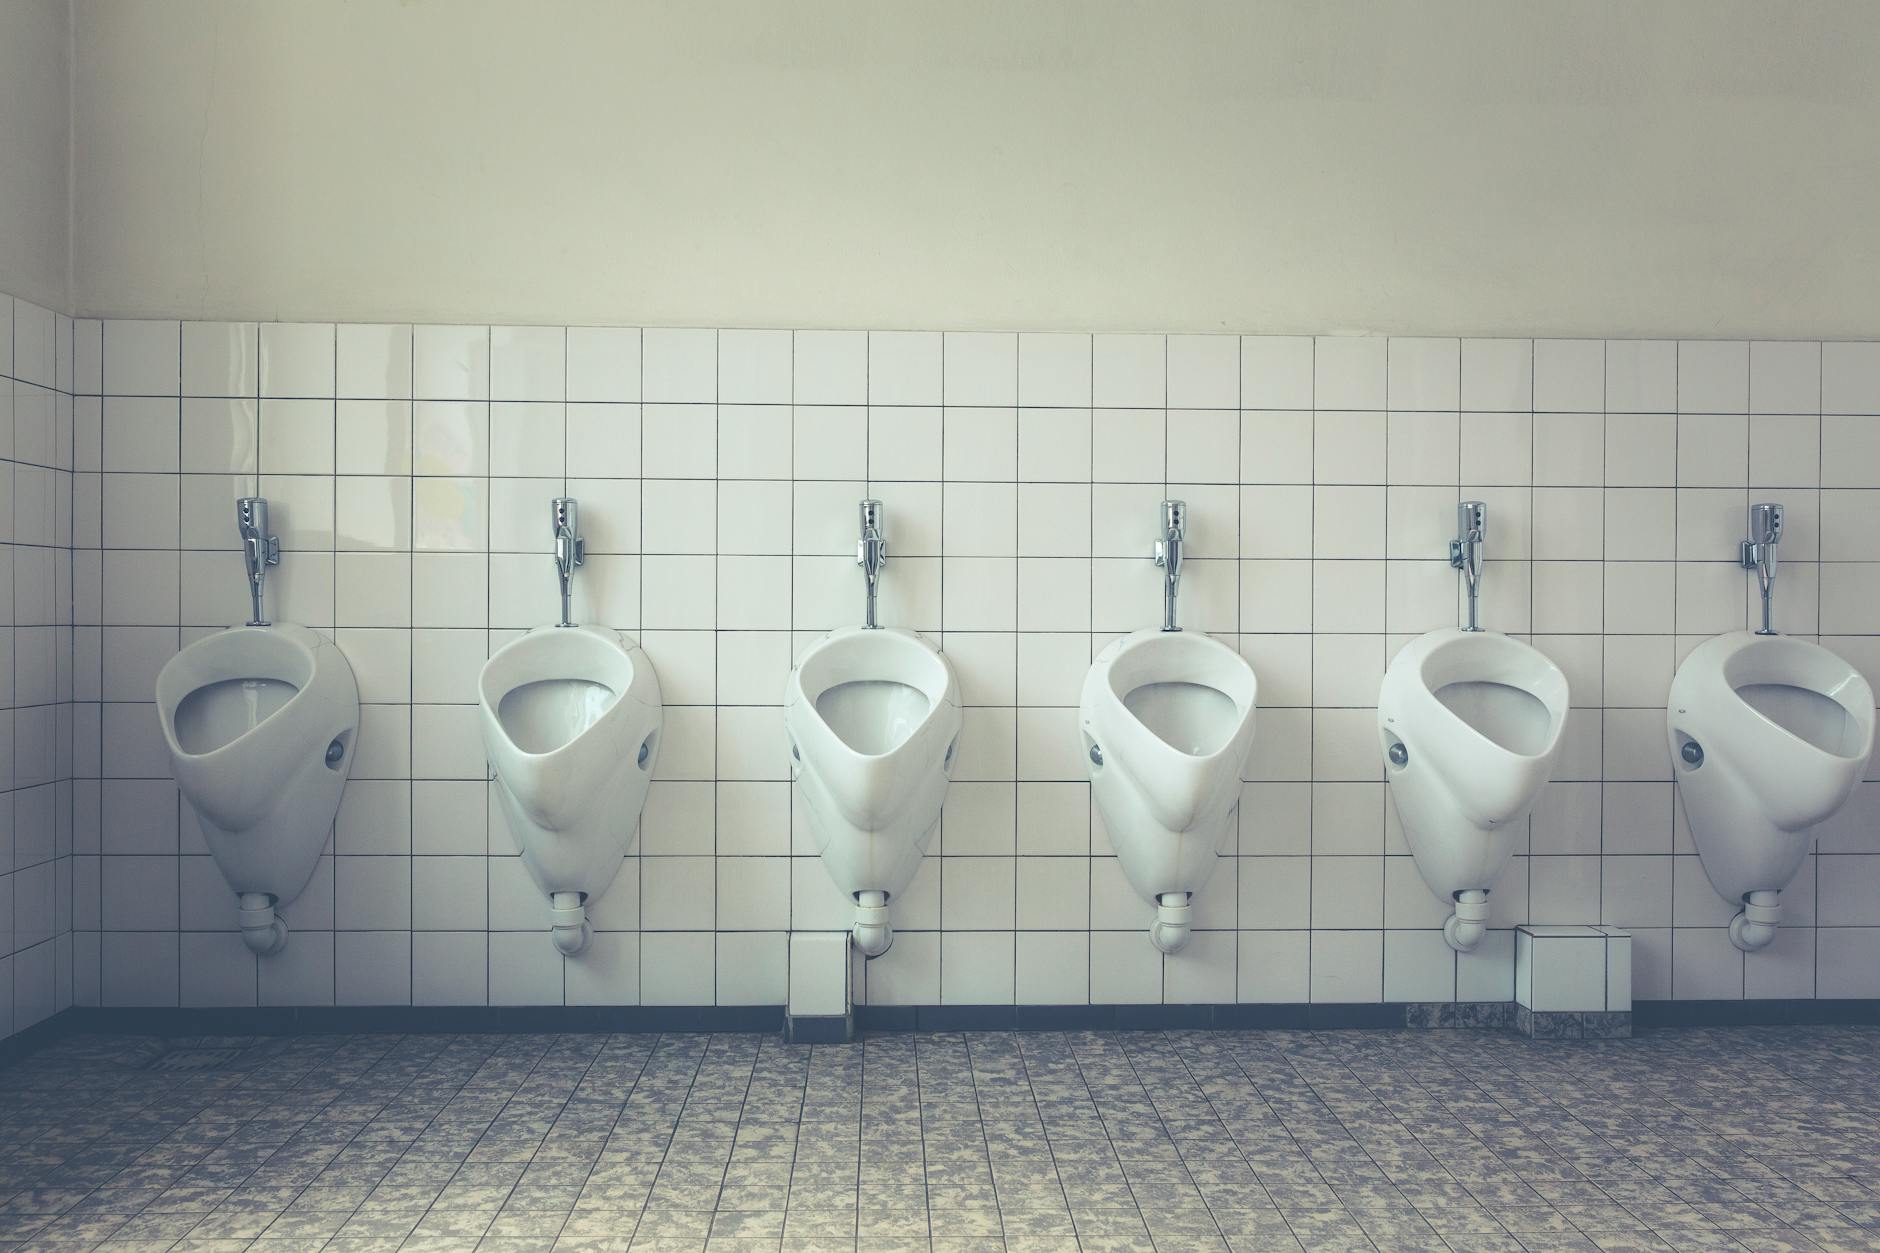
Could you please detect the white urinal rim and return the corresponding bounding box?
[155,624,328,763]
[1086,628,1257,766]
[1673,630,1877,764]
[1388,627,1569,764]
[786,626,959,762]
[479,624,656,761]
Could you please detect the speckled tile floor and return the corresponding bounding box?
[0,1026,1877,1252]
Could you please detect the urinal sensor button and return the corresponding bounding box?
[325,738,345,766]
[1680,740,1704,767]
[1388,742,1409,767]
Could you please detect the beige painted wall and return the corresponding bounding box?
[71,0,1880,335]
[0,0,70,312]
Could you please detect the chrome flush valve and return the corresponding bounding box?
[858,499,888,629]
[236,496,280,627]
[1450,500,1487,632]
[1154,499,1187,632]
[552,497,586,628]
[1740,502,1783,635]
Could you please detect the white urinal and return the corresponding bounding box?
[785,626,962,957]
[479,625,662,955]
[1379,628,1570,951]
[1669,631,1875,951]
[1080,629,1258,954]
[157,625,359,955]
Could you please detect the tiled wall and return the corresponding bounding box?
[2,291,77,1040]
[68,322,1880,1012]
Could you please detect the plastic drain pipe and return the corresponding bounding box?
[549,891,591,956]
[1729,890,1780,952]
[1443,889,1490,952]
[1151,893,1192,954]
[853,890,893,957]
[237,891,289,956]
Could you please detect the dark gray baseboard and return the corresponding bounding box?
[853,1003,1408,1032]
[3,999,1874,1068]
[1633,998,1880,1027]
[44,1004,788,1037]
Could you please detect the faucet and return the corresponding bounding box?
[1153,500,1186,632]
[1450,501,1486,632]
[857,499,887,628]
[236,497,280,627]
[1740,502,1784,635]
[552,497,585,628]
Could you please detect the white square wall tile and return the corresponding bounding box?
[414,325,490,400]
[1386,337,1458,410]
[1016,933,1089,1004]
[337,323,413,399]
[1461,339,1532,412]
[718,329,792,404]
[1166,335,1239,409]
[490,325,565,401]
[1241,336,1314,409]
[1383,930,1454,1002]
[1822,342,1880,415]
[868,331,941,405]
[643,328,716,402]
[1309,931,1382,1003]
[182,322,258,397]
[259,399,336,475]
[103,320,179,395]
[259,323,335,398]
[942,332,1017,406]
[717,933,787,1005]
[1533,339,1603,412]
[1750,341,1820,414]
[1314,337,1386,410]
[794,330,867,405]
[566,327,641,402]
[943,407,1019,481]
[1678,341,1749,413]
[940,932,1015,1005]
[1605,340,1677,412]
[1018,333,1091,407]
[1092,334,1164,408]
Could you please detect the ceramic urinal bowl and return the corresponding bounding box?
[1668,631,1874,951]
[1080,629,1258,954]
[1379,628,1570,952]
[156,624,360,955]
[784,626,962,957]
[479,625,663,955]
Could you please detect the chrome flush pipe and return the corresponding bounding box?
[1740,502,1784,635]
[1153,500,1186,632]
[857,499,888,628]
[552,497,585,628]
[236,497,280,627]
[1450,501,1487,632]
